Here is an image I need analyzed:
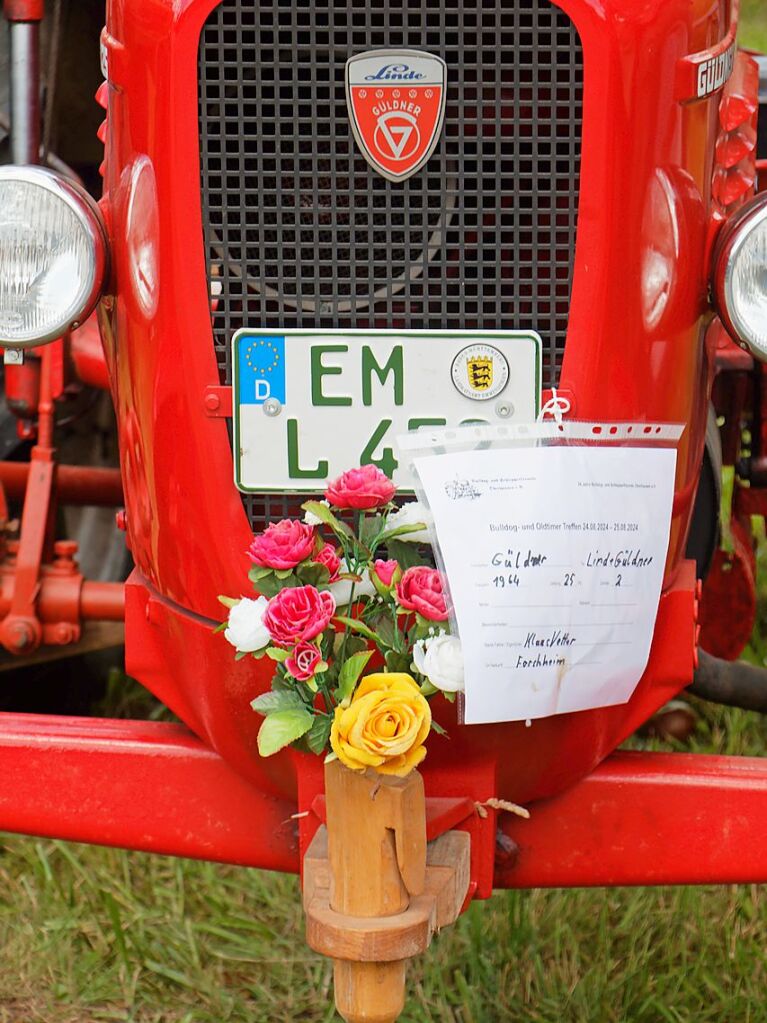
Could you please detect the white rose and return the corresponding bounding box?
[328,561,376,606]
[385,501,433,543]
[304,500,331,527]
[412,633,464,692]
[224,596,271,652]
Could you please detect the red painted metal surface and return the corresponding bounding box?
[0,713,298,872]
[698,530,756,660]
[2,0,43,21]
[96,0,737,811]
[0,462,123,506]
[497,750,767,888]
[68,315,111,391]
[1,714,766,889]
[125,562,697,810]
[675,0,738,102]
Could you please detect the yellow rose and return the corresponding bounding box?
[330,672,431,777]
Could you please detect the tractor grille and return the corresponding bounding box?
[198,0,583,527]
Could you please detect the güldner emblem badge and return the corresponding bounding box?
[345,49,447,182]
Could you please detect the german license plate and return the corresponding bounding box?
[232,329,541,492]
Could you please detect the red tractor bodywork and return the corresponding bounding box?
[0,0,766,895]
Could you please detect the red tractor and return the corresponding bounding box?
[0,0,766,1018]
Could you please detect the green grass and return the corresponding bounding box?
[0,741,766,1023]
[741,0,767,52]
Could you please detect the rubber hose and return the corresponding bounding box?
[688,649,767,713]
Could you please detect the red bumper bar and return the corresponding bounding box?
[498,750,767,887]
[0,714,298,871]
[0,715,766,886]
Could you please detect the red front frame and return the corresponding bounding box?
[4,0,750,887]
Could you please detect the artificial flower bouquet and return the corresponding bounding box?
[219,464,464,777]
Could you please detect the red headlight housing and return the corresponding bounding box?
[713,193,767,360]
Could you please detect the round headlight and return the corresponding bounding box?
[0,166,108,348]
[713,193,767,360]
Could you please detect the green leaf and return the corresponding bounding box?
[257,708,314,756]
[334,615,385,647]
[306,715,333,755]
[337,650,373,703]
[386,539,430,570]
[234,650,248,661]
[265,647,289,663]
[359,514,384,546]
[418,678,439,697]
[377,522,429,545]
[271,671,294,693]
[251,690,305,715]
[212,620,228,634]
[384,650,410,673]
[301,501,355,540]
[274,568,295,580]
[431,718,449,735]
[247,565,274,582]
[248,574,283,599]
[217,594,239,609]
[369,613,396,647]
[297,562,331,588]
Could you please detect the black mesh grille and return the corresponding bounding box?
[198,0,583,527]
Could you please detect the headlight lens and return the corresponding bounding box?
[714,194,767,360]
[0,166,108,348]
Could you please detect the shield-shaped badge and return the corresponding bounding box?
[467,356,493,392]
[345,50,447,182]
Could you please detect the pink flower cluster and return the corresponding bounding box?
[261,585,336,684]
[396,566,448,621]
[325,464,395,510]
[248,519,315,570]
[264,586,335,647]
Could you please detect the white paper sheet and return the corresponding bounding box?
[412,444,677,724]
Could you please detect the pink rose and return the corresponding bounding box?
[313,543,341,582]
[248,519,316,571]
[395,566,449,621]
[264,585,336,646]
[370,559,401,596]
[325,465,396,510]
[285,641,323,682]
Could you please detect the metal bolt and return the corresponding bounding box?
[3,349,23,366]
[263,397,282,417]
[54,540,79,559]
[8,621,33,651]
[495,401,513,419]
[53,623,76,644]
[204,391,221,412]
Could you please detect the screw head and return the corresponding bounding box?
[53,623,76,645]
[495,401,514,419]
[54,540,79,559]
[204,391,221,412]
[8,621,34,651]
[263,397,282,417]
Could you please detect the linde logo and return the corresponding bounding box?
[346,49,447,182]
[363,64,426,82]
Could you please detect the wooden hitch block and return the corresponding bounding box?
[304,761,471,1023]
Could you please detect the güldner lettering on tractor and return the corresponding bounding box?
[0,2,765,1021]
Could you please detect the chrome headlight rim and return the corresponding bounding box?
[713,192,767,357]
[0,164,109,349]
